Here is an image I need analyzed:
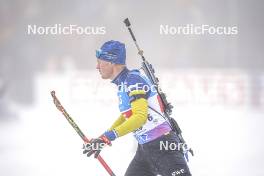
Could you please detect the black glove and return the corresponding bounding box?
[83,135,111,158]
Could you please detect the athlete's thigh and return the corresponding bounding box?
[155,150,191,176]
[149,133,192,176]
[125,151,155,176]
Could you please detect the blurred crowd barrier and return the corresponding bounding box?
[34,69,264,110]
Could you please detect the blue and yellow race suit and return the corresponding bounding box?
[109,67,172,144]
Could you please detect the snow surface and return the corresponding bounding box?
[0,70,263,176]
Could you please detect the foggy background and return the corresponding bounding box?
[0,0,264,175]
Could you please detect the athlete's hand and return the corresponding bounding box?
[83,134,112,158]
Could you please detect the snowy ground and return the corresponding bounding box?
[0,70,264,176]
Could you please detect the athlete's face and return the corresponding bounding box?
[96,59,114,79]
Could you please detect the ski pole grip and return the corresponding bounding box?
[124,18,137,42]
[124,18,131,27]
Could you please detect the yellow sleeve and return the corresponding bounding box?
[109,114,126,131]
[113,91,148,137]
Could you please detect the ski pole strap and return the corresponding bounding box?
[100,135,112,145]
